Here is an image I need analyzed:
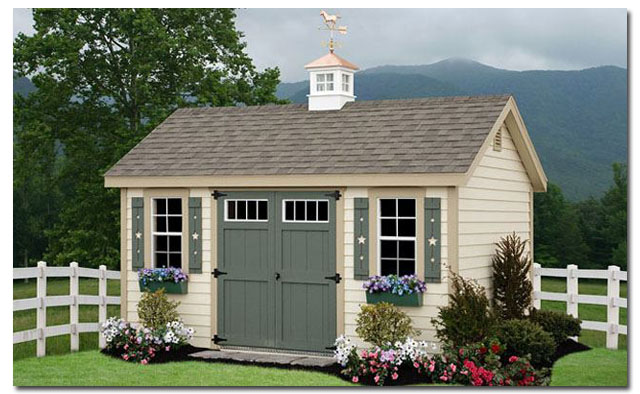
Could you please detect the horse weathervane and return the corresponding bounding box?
[319,10,348,53]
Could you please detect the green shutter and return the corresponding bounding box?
[132,197,144,270]
[189,197,202,274]
[424,197,441,283]
[354,198,369,280]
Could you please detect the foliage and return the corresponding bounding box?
[137,288,180,329]
[493,319,556,368]
[528,309,582,346]
[492,233,532,319]
[362,275,427,294]
[355,303,419,347]
[101,317,193,364]
[138,268,188,284]
[13,8,284,269]
[432,272,496,346]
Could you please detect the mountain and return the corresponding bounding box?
[278,59,628,200]
[13,72,36,97]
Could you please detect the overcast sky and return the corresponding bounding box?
[14,8,627,82]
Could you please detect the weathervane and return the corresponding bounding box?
[319,10,348,53]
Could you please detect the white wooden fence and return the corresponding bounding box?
[532,263,627,349]
[13,261,121,357]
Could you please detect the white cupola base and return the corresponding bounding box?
[304,52,359,111]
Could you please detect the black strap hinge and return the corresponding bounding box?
[212,334,227,344]
[325,345,337,351]
[212,190,227,200]
[212,268,227,278]
[324,190,341,201]
[324,273,342,284]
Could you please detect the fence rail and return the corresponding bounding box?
[532,263,627,349]
[13,261,120,357]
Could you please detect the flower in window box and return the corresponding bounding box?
[138,268,188,294]
[363,275,426,307]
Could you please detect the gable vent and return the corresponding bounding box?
[493,129,503,152]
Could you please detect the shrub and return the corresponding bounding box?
[493,319,556,368]
[492,233,532,320]
[528,309,582,346]
[137,288,180,329]
[355,302,419,346]
[431,272,496,346]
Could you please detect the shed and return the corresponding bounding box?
[105,50,547,353]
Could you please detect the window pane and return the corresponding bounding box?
[295,201,306,221]
[398,219,415,237]
[227,201,236,220]
[156,216,167,232]
[258,201,268,220]
[169,253,181,268]
[380,199,396,217]
[326,73,333,81]
[168,198,182,214]
[398,199,416,217]
[381,240,397,258]
[306,201,317,221]
[398,260,415,276]
[381,259,397,276]
[155,199,166,215]
[169,236,181,252]
[399,240,415,258]
[168,216,182,232]
[318,201,328,221]
[237,200,246,220]
[156,253,168,268]
[380,219,396,236]
[317,74,325,82]
[285,201,294,221]
[155,235,168,252]
[247,200,257,220]
[317,84,324,92]
[326,83,334,91]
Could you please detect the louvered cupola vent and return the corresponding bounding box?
[493,129,503,152]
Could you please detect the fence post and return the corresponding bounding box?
[98,265,107,349]
[69,262,79,352]
[606,265,620,350]
[566,264,579,341]
[532,263,541,309]
[36,261,47,357]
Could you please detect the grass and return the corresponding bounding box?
[13,277,120,360]
[550,348,627,386]
[540,278,627,350]
[13,351,354,386]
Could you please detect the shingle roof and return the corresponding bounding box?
[105,95,511,177]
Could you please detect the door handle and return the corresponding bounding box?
[275,272,281,280]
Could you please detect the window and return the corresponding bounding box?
[225,199,268,222]
[342,74,350,92]
[153,198,182,268]
[378,198,416,276]
[316,73,334,92]
[283,200,329,222]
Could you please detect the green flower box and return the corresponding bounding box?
[365,291,423,307]
[139,280,188,294]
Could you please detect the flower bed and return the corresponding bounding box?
[362,275,426,306]
[138,268,188,294]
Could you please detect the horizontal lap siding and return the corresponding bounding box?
[343,187,449,348]
[458,125,532,295]
[125,188,212,349]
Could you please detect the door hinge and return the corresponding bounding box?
[212,190,227,200]
[324,190,341,200]
[212,334,227,344]
[324,273,342,284]
[212,268,228,278]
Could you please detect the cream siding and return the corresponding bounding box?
[458,124,533,293]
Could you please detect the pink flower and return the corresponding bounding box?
[450,363,457,372]
[509,356,519,363]
[122,354,129,361]
[165,346,171,351]
[124,344,129,350]
[428,361,435,372]
[374,375,380,383]
[413,362,420,368]
[391,373,398,380]
[141,359,148,365]
[351,376,359,383]
[440,375,448,382]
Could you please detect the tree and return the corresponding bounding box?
[14,9,284,268]
[601,163,627,269]
[492,233,532,320]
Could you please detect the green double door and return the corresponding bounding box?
[216,191,337,352]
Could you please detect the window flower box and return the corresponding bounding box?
[138,268,188,294]
[363,275,426,307]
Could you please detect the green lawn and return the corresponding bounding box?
[550,349,627,386]
[13,351,353,386]
[13,278,120,360]
[540,278,627,350]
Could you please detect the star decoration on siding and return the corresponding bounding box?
[357,235,366,245]
[135,232,142,239]
[428,236,438,246]
[192,232,199,241]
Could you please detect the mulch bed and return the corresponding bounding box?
[101,344,208,364]
[551,339,591,364]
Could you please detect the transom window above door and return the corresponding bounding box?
[226,199,268,222]
[283,200,329,222]
[379,198,416,276]
[153,198,182,268]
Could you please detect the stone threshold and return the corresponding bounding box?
[188,348,336,368]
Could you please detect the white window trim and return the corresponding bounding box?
[282,199,330,223]
[151,197,183,269]
[224,199,269,222]
[377,198,417,276]
[316,73,335,92]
